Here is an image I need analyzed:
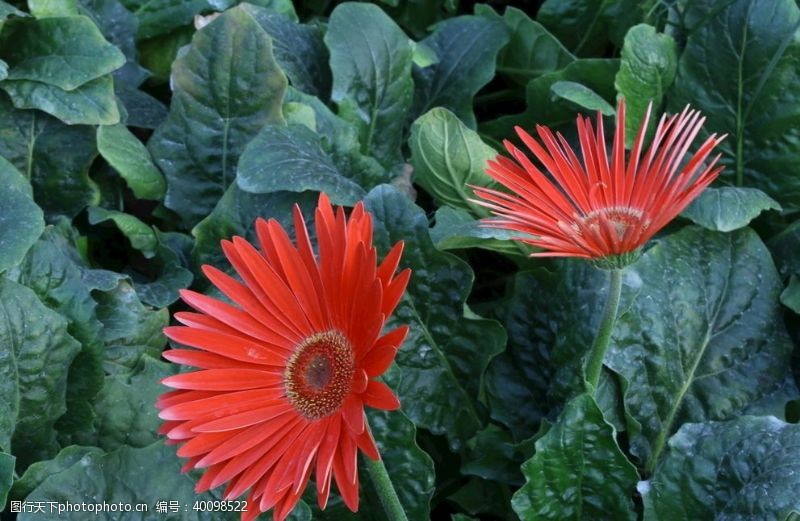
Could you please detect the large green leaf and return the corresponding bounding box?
[97,124,165,200]
[237,123,366,205]
[667,0,800,210]
[0,96,99,219]
[364,185,506,450]
[482,58,619,140]
[10,446,103,504]
[412,15,509,128]
[682,186,781,232]
[91,355,176,451]
[550,80,615,115]
[325,2,413,168]
[409,107,496,216]
[242,4,330,98]
[0,157,43,274]
[18,442,239,520]
[94,280,168,374]
[606,226,797,472]
[1,75,120,126]
[512,393,639,520]
[0,278,81,467]
[614,24,677,143]
[476,5,574,86]
[484,262,610,440]
[88,207,158,255]
[7,224,123,444]
[0,16,124,90]
[645,416,800,520]
[149,5,287,228]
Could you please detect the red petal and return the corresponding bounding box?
[363,380,400,410]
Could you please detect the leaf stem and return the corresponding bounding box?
[585,268,623,392]
[365,455,409,521]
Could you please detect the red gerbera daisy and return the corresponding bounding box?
[156,194,411,521]
[473,100,725,266]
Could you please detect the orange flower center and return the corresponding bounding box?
[581,206,648,236]
[284,330,355,420]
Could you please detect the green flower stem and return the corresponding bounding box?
[365,455,409,521]
[585,268,624,392]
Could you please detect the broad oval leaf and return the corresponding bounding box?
[409,107,497,216]
[667,0,800,210]
[149,5,287,228]
[0,15,124,90]
[681,186,781,232]
[614,24,677,144]
[237,123,366,205]
[550,80,615,115]
[606,226,797,472]
[645,416,800,520]
[325,2,413,168]
[512,393,639,521]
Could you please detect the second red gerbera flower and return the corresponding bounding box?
[156,194,411,521]
[473,100,725,266]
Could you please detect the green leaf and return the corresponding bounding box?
[149,5,287,228]
[550,80,615,115]
[87,207,158,255]
[119,0,207,39]
[645,416,800,520]
[10,446,103,503]
[0,452,13,510]
[325,2,413,168]
[0,96,99,218]
[606,226,797,472]
[91,355,176,451]
[615,24,677,144]
[1,75,120,125]
[476,5,574,85]
[0,1,26,20]
[129,233,194,308]
[537,0,650,56]
[512,393,639,520]
[413,15,509,128]
[409,107,497,216]
[367,410,435,520]
[94,280,168,374]
[97,124,165,200]
[364,185,506,450]
[18,441,239,520]
[242,4,331,98]
[137,25,194,83]
[484,262,610,439]
[115,83,168,128]
[482,58,619,140]
[449,477,516,520]
[237,123,366,205]
[0,16,124,89]
[667,0,800,210]
[7,223,124,444]
[191,184,317,274]
[0,157,44,274]
[430,206,531,256]
[0,278,81,466]
[681,186,781,232]
[781,274,800,314]
[461,424,534,486]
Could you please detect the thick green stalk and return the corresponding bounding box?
[585,268,624,392]
[365,455,408,521]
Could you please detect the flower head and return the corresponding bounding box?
[473,100,725,267]
[156,194,410,521]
